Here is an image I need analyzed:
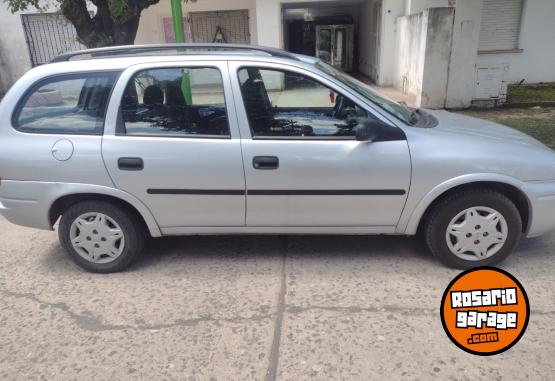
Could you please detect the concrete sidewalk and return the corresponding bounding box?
[0,216,554,380]
[355,73,418,108]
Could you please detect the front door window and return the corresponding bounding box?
[237,67,368,139]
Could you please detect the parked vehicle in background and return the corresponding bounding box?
[1,44,555,273]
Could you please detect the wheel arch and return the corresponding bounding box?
[49,189,162,238]
[403,175,532,236]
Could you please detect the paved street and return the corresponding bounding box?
[0,215,554,380]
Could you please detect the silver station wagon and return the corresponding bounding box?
[1,44,555,273]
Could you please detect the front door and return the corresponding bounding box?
[102,62,245,229]
[230,63,411,228]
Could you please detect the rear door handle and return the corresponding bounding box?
[118,157,144,171]
[253,156,279,170]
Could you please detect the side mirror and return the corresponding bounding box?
[354,119,382,142]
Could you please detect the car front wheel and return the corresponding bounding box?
[59,201,145,273]
[425,189,522,269]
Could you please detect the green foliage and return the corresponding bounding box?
[4,0,160,47]
[507,83,555,103]
[3,0,57,12]
[107,0,130,21]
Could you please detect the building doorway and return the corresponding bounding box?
[315,24,355,71]
[283,2,360,72]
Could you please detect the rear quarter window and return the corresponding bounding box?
[13,72,119,135]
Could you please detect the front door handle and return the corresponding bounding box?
[253,156,279,170]
[118,157,144,171]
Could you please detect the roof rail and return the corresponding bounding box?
[51,43,301,63]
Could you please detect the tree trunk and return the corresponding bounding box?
[60,0,156,48]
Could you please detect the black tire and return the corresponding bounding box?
[425,188,522,269]
[59,200,145,273]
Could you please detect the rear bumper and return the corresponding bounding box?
[0,187,52,230]
[0,180,163,237]
[524,180,555,238]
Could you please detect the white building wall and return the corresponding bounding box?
[0,1,93,95]
[255,0,282,47]
[445,0,482,108]
[377,0,405,86]
[358,0,378,79]
[404,0,448,14]
[0,5,34,95]
[476,0,555,84]
[136,0,258,44]
[395,7,454,108]
[420,7,454,107]
[395,12,426,99]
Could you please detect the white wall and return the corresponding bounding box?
[358,0,377,79]
[445,0,481,108]
[420,7,454,107]
[394,7,454,108]
[476,0,555,84]
[404,0,448,14]
[0,6,32,95]
[359,0,440,85]
[377,0,405,86]
[395,12,426,99]
[255,0,282,47]
[136,0,258,44]
[0,1,59,95]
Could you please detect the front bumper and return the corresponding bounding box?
[524,180,555,238]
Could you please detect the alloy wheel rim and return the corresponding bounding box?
[445,206,508,261]
[69,212,125,264]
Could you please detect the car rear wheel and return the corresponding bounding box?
[425,189,522,269]
[59,201,145,273]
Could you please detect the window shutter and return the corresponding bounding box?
[479,0,523,52]
[189,10,251,44]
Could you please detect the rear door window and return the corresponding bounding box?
[14,72,119,135]
[119,67,230,137]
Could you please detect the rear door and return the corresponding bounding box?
[102,61,246,229]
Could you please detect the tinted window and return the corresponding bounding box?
[120,67,229,137]
[238,68,368,138]
[15,72,118,134]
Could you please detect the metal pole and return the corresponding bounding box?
[170,0,185,43]
[170,0,193,104]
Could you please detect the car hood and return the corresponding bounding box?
[424,109,549,150]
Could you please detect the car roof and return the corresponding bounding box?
[26,54,320,81]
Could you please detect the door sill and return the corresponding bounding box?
[160,226,397,236]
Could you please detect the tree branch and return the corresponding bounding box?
[60,0,100,47]
[6,0,161,48]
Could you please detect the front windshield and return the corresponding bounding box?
[316,62,413,124]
